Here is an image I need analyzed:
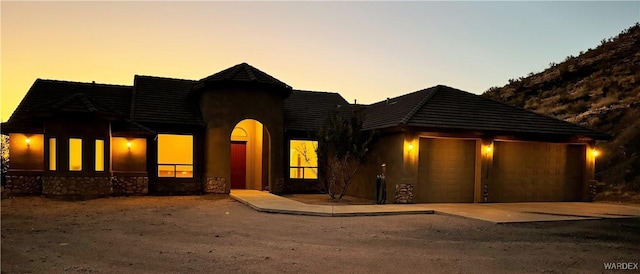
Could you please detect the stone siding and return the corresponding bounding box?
[204,177,226,193]
[153,178,202,194]
[5,175,43,195]
[284,179,324,194]
[112,176,148,196]
[43,176,111,197]
[395,184,414,204]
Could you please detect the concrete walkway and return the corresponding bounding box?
[230,190,640,223]
[229,189,434,217]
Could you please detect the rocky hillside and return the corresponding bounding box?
[483,23,640,191]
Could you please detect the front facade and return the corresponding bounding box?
[1,63,609,202]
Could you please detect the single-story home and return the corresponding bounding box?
[1,63,609,202]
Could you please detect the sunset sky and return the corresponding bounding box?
[2,1,639,121]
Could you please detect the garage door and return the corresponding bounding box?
[490,141,585,202]
[416,138,476,203]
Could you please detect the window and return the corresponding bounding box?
[289,140,318,179]
[95,139,104,171]
[69,138,82,171]
[157,134,193,178]
[49,138,57,171]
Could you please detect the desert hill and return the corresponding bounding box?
[483,23,640,194]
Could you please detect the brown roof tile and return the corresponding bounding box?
[284,90,350,132]
[130,75,203,127]
[364,85,609,139]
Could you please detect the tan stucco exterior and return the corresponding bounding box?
[231,119,264,190]
[111,137,147,173]
[8,133,44,171]
[349,130,595,203]
[199,87,286,194]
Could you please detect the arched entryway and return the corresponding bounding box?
[230,119,271,190]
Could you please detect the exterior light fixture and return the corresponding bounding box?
[127,141,132,149]
[25,137,31,146]
[408,144,414,151]
[484,146,492,153]
[592,150,599,157]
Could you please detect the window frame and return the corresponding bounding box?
[289,139,319,180]
[95,139,105,172]
[49,138,57,171]
[157,134,194,178]
[69,138,83,171]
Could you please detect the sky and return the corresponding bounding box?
[1,1,639,121]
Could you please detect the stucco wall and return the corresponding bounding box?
[199,87,286,193]
[347,133,406,200]
[112,137,147,172]
[9,133,44,171]
[44,118,111,176]
[231,119,264,190]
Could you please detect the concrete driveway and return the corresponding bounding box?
[231,190,640,223]
[427,202,640,223]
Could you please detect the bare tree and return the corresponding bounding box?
[1,134,9,187]
[316,106,374,199]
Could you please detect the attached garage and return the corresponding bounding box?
[489,141,586,202]
[416,138,477,203]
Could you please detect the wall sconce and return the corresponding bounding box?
[25,137,31,147]
[407,144,414,151]
[592,149,600,158]
[127,141,132,149]
[484,145,492,153]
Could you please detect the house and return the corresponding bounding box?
[1,63,609,202]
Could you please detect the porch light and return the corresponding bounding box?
[484,146,492,153]
[25,137,31,146]
[592,149,600,158]
[408,144,414,151]
[127,141,132,149]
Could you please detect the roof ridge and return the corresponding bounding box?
[399,86,439,125]
[474,89,609,136]
[130,77,139,119]
[134,74,196,82]
[292,89,341,95]
[244,64,257,81]
[38,78,132,88]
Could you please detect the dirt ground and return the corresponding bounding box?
[1,196,639,274]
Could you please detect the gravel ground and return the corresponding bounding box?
[1,195,639,274]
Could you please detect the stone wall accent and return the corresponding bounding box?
[395,184,413,204]
[204,177,226,193]
[271,178,285,194]
[112,176,148,196]
[5,175,43,195]
[42,176,111,197]
[284,179,324,194]
[153,179,202,194]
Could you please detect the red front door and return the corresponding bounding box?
[230,141,247,189]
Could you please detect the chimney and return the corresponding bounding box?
[386,97,390,105]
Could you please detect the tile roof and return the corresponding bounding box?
[130,75,204,127]
[193,63,292,97]
[284,90,351,132]
[1,79,156,136]
[1,79,135,134]
[41,93,119,115]
[111,119,156,136]
[364,85,609,139]
[6,79,133,122]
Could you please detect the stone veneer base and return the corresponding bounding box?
[111,176,149,195]
[43,176,112,197]
[5,175,43,195]
[204,177,226,194]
